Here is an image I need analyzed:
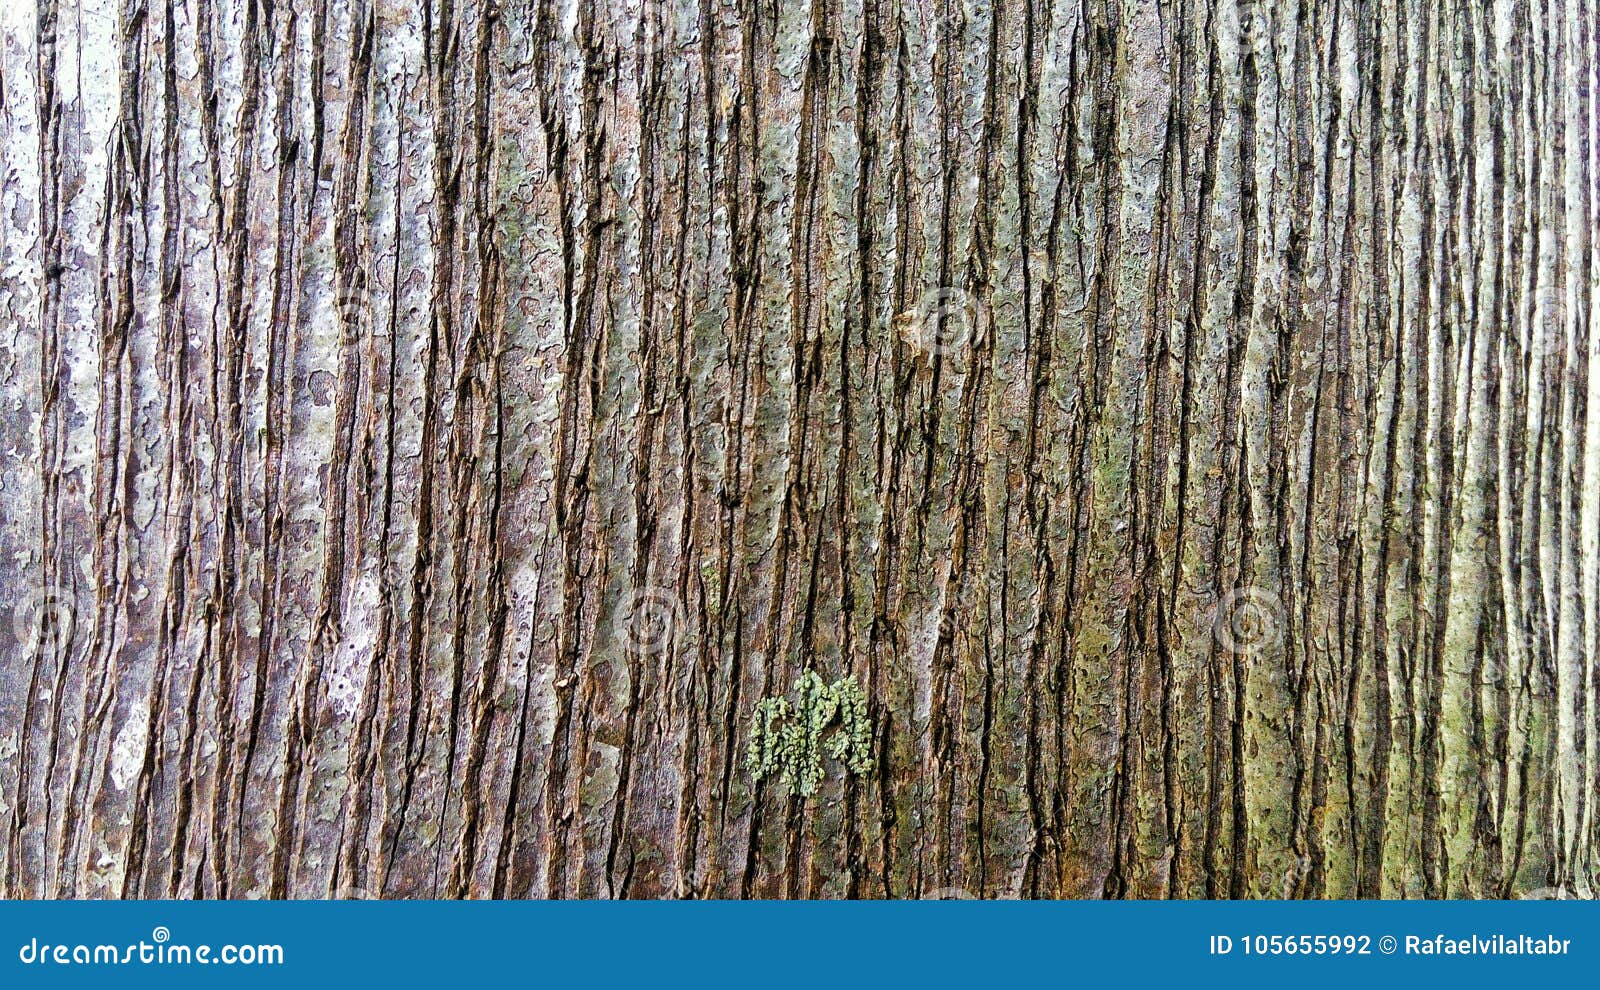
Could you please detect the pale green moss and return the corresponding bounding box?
[746,669,873,798]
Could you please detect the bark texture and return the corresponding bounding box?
[0,0,1597,899]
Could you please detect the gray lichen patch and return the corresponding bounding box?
[747,670,874,799]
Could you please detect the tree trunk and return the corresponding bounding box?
[0,0,1595,899]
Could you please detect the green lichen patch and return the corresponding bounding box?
[746,669,873,798]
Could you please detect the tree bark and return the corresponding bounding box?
[0,0,1596,899]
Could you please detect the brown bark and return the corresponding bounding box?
[0,0,1596,899]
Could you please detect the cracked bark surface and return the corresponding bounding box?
[0,0,1597,898]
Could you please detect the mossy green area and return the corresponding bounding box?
[747,670,873,798]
